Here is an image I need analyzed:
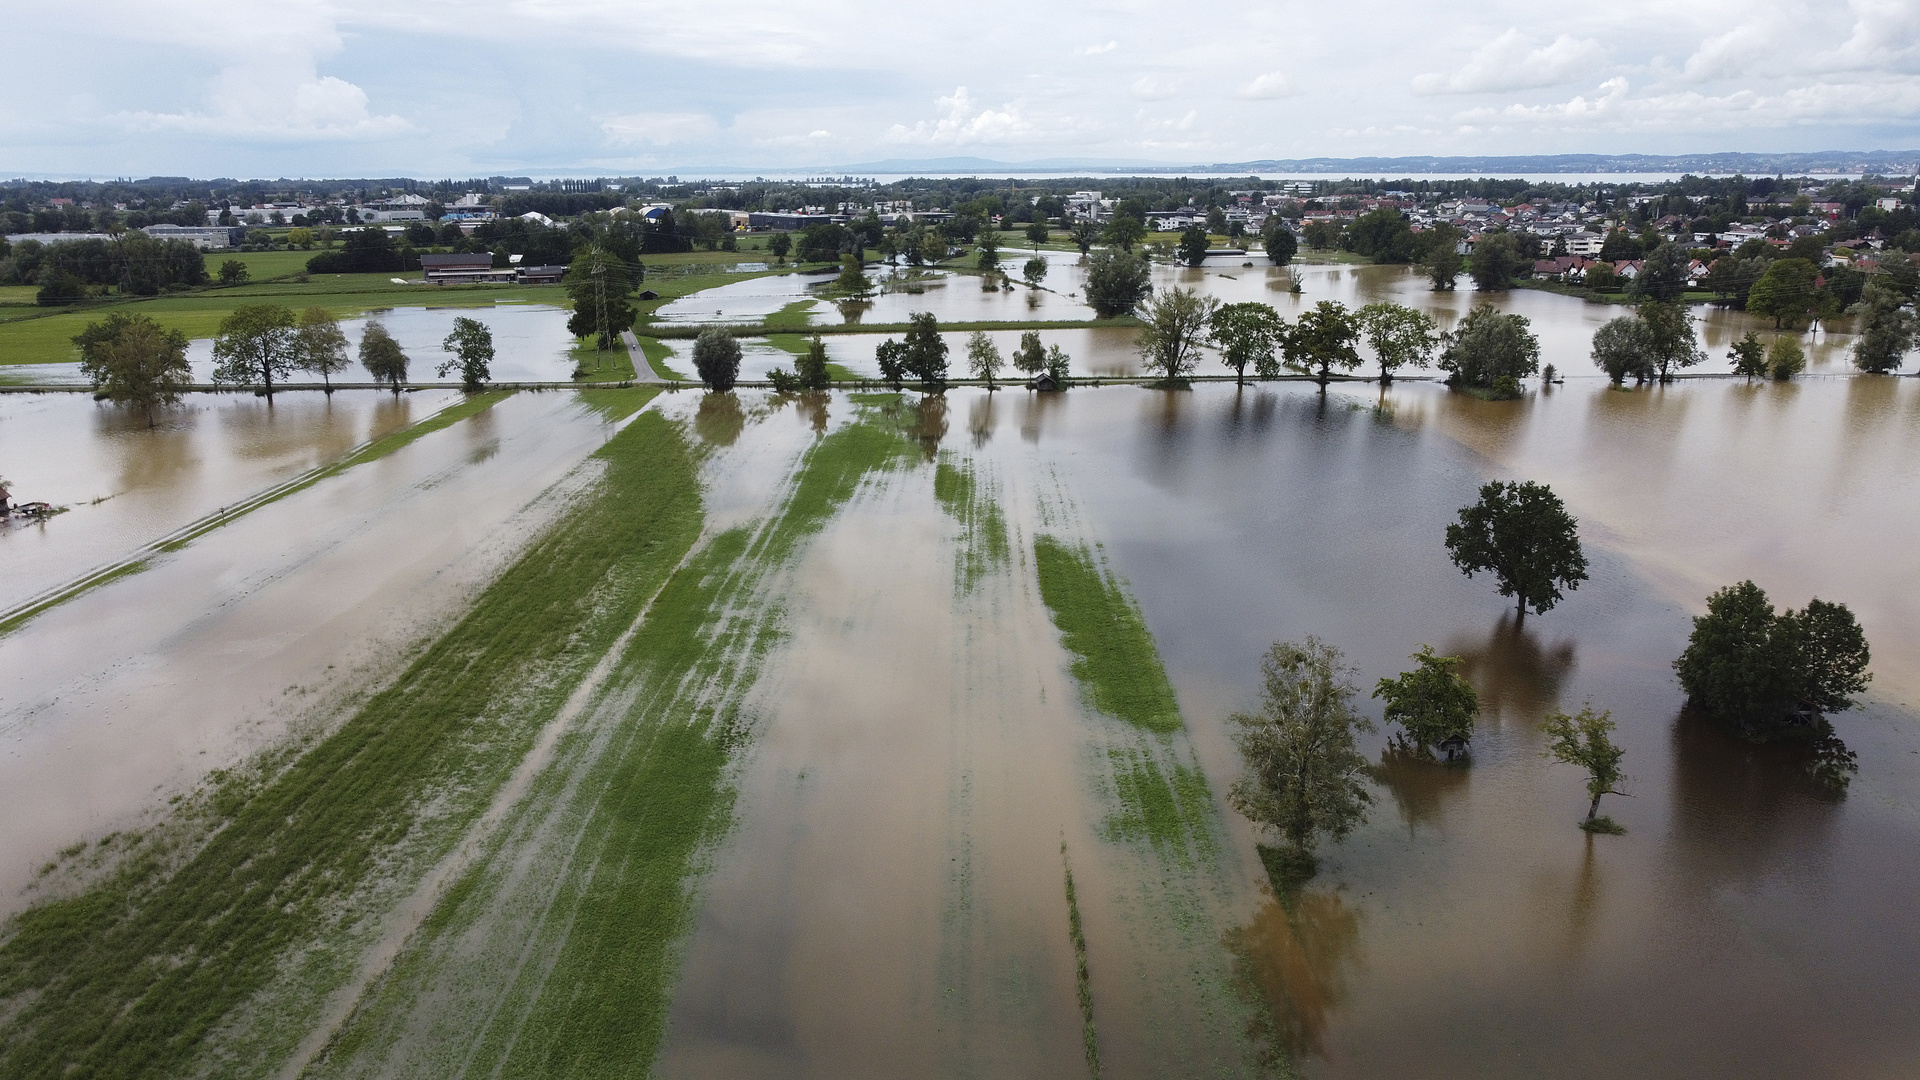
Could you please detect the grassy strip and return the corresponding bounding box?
[645,316,1142,340]
[634,335,686,380]
[766,333,861,382]
[569,340,636,382]
[1032,535,1183,734]
[575,386,659,422]
[933,453,1010,595]
[1063,843,1102,1080]
[312,396,919,1077]
[763,299,817,332]
[0,389,702,1080]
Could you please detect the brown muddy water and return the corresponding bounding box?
[0,389,636,912]
[656,372,1920,1080]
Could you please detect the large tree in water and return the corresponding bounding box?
[1444,480,1588,622]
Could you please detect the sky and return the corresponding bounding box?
[4,0,1918,177]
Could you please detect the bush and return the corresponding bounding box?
[1084,250,1152,317]
[692,327,742,391]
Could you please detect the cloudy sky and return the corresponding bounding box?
[4,0,1917,177]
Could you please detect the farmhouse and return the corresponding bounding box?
[420,253,515,284]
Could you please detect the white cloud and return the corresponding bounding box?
[884,86,1051,146]
[1131,75,1181,101]
[1076,40,1118,55]
[1682,24,1783,82]
[1455,73,1920,132]
[1821,0,1920,73]
[600,112,721,145]
[1413,29,1608,94]
[118,63,407,140]
[1236,72,1296,100]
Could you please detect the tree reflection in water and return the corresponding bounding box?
[1369,744,1471,833]
[791,390,830,435]
[1446,612,1576,726]
[968,392,996,448]
[1227,878,1363,1069]
[694,390,745,447]
[908,392,947,459]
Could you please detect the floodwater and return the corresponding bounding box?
[0,388,635,913]
[3,260,1917,1078]
[652,371,1920,1078]
[0,302,578,386]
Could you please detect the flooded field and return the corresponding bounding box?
[0,265,1915,1079]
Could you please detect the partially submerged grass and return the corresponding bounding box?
[1032,535,1182,734]
[766,333,860,382]
[569,339,635,382]
[934,453,1011,595]
[0,559,148,638]
[1062,843,1102,1080]
[308,392,920,1078]
[0,388,697,1079]
[635,335,686,380]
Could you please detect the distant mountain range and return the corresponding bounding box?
[696,151,1920,178]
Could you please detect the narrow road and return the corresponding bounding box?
[621,330,668,382]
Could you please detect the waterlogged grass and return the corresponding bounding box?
[309,391,921,1078]
[0,389,702,1079]
[0,559,148,638]
[766,333,861,382]
[934,453,1011,594]
[576,385,659,422]
[764,299,817,331]
[1104,745,1219,854]
[569,339,635,382]
[1062,843,1102,1079]
[1033,535,1183,734]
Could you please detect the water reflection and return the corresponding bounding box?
[790,391,830,435]
[1228,887,1362,1065]
[907,393,947,459]
[1370,745,1471,832]
[1018,390,1063,444]
[968,393,998,448]
[1446,614,1576,726]
[695,392,746,446]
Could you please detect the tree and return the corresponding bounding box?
[1356,302,1438,383]
[1849,281,1917,373]
[438,317,495,391]
[74,314,191,426]
[1102,214,1146,252]
[1136,288,1219,383]
[1590,315,1655,385]
[1206,206,1228,235]
[1469,232,1525,291]
[876,338,907,388]
[917,231,948,266]
[1263,225,1298,266]
[835,253,871,295]
[1444,480,1589,621]
[1630,243,1693,303]
[1022,256,1048,289]
[1011,330,1047,376]
[1769,335,1806,380]
[1438,304,1540,393]
[768,232,792,262]
[287,227,314,249]
[1540,707,1627,831]
[797,334,831,389]
[1746,258,1819,328]
[211,303,298,399]
[1069,220,1099,255]
[291,307,351,393]
[692,326,741,391]
[1421,222,1462,290]
[966,330,1004,388]
[1728,331,1769,380]
[1227,638,1374,868]
[1638,300,1706,382]
[1208,302,1285,384]
[902,311,948,386]
[218,259,249,285]
[358,319,408,392]
[1373,646,1478,758]
[1044,344,1072,382]
[976,233,1000,270]
[1179,225,1211,267]
[1346,208,1417,264]
[563,246,638,350]
[1282,300,1364,386]
[1302,220,1343,251]
[1025,220,1050,246]
[1674,580,1870,725]
[1598,227,1645,262]
[1084,250,1152,317]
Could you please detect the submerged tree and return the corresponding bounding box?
[1673,580,1870,727]
[74,313,192,426]
[1282,300,1364,387]
[1357,302,1439,384]
[1208,301,1285,385]
[966,330,1004,389]
[1228,638,1374,872]
[1768,335,1806,381]
[1084,250,1153,317]
[1728,331,1769,381]
[1849,281,1917,374]
[692,326,742,391]
[1011,329,1048,377]
[1422,222,1462,291]
[1444,480,1588,622]
[1022,256,1048,289]
[1136,287,1220,384]
[797,334,831,390]
[1638,300,1707,382]
[211,303,298,399]
[1263,224,1298,267]
[1591,314,1655,385]
[902,311,949,387]
[438,316,495,392]
[358,319,409,392]
[1373,646,1478,758]
[1438,304,1540,396]
[1540,706,1628,832]
[293,307,351,393]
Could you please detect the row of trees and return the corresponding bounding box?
[71,306,491,421]
[4,233,208,304]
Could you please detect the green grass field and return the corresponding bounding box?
[1033,535,1183,735]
